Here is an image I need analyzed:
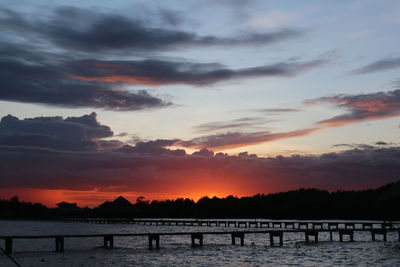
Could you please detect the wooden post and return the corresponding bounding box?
[305,230,318,243]
[362,223,372,229]
[381,223,392,229]
[5,238,12,254]
[313,223,322,229]
[148,234,160,249]
[238,222,247,228]
[191,233,203,247]
[339,230,354,242]
[371,229,387,242]
[328,223,338,230]
[231,233,244,246]
[285,222,294,229]
[55,236,64,252]
[269,231,283,246]
[103,235,114,248]
[299,222,308,229]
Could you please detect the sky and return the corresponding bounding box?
[1,0,400,207]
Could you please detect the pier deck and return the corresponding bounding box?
[1,228,399,254]
[70,218,399,230]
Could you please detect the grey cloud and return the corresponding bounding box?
[0,113,113,151]
[68,58,329,86]
[0,143,399,194]
[352,57,400,74]
[0,113,398,194]
[118,139,185,156]
[179,128,320,150]
[0,6,303,53]
[254,108,303,113]
[332,143,374,150]
[0,43,172,110]
[306,89,400,127]
[193,117,272,133]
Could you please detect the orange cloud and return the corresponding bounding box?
[70,75,164,86]
[179,128,322,151]
[308,90,400,127]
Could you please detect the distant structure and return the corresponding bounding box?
[56,202,80,211]
[98,196,133,210]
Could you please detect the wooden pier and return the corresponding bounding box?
[1,228,399,255]
[70,218,399,231]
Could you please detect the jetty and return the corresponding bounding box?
[70,218,398,230]
[1,227,399,255]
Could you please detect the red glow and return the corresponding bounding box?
[70,75,165,86]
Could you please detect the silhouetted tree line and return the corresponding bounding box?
[1,181,399,220]
[0,196,53,219]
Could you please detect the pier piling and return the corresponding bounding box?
[298,222,309,229]
[148,234,160,249]
[339,230,354,242]
[231,233,245,246]
[269,231,283,246]
[5,237,12,254]
[191,233,203,247]
[371,229,387,241]
[103,235,114,248]
[345,223,355,229]
[312,223,323,229]
[362,223,373,229]
[328,223,338,230]
[55,236,64,252]
[305,230,318,243]
[285,222,294,229]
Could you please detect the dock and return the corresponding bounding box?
[1,228,399,254]
[70,218,399,230]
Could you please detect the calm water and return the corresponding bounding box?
[0,220,399,266]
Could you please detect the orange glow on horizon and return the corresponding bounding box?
[0,173,278,208]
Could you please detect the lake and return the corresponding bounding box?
[0,220,399,266]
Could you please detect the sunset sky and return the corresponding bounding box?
[1,0,400,207]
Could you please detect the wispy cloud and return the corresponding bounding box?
[68,58,329,86]
[0,6,303,53]
[193,117,274,133]
[252,108,304,113]
[179,128,320,150]
[351,57,400,74]
[306,89,400,127]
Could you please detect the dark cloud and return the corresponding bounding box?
[0,6,303,53]
[352,57,400,74]
[1,141,399,196]
[0,113,114,151]
[375,141,391,146]
[178,128,320,150]
[332,143,374,150]
[0,43,172,110]
[306,90,400,127]
[0,113,398,196]
[191,148,215,157]
[68,58,329,86]
[118,139,185,156]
